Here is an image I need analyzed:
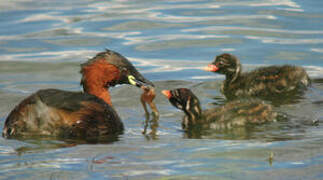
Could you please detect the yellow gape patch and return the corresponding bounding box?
[128,75,137,86]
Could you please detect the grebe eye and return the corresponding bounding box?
[121,68,129,75]
[219,59,229,66]
[217,61,224,66]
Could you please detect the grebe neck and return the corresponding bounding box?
[182,103,202,128]
[225,63,241,84]
[80,59,121,106]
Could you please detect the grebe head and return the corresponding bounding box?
[205,53,241,82]
[162,88,202,129]
[80,49,154,105]
[204,53,241,82]
[162,88,201,116]
[80,49,153,90]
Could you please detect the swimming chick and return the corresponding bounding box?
[162,88,277,130]
[205,53,311,100]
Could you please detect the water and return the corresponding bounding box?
[1,0,323,179]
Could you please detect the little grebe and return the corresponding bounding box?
[3,49,155,140]
[204,53,311,99]
[162,88,277,130]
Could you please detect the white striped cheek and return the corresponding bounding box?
[194,105,200,115]
[185,97,191,111]
[176,103,183,110]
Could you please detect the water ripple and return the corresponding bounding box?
[246,36,323,44]
[1,0,323,179]
[183,26,323,35]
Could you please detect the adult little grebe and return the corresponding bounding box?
[162,88,277,130]
[3,49,155,140]
[204,53,311,99]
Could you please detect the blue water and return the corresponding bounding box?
[1,0,323,179]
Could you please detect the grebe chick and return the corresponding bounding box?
[162,88,277,130]
[205,53,311,100]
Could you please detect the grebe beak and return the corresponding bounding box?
[126,65,154,88]
[128,75,153,89]
[204,64,219,72]
[161,90,172,99]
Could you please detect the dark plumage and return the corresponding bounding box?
[162,88,277,131]
[205,53,311,99]
[3,89,123,139]
[3,49,154,141]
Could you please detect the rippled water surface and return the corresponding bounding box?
[1,0,323,179]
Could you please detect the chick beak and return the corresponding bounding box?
[204,64,219,72]
[161,90,172,99]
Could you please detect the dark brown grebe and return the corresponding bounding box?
[3,49,156,141]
